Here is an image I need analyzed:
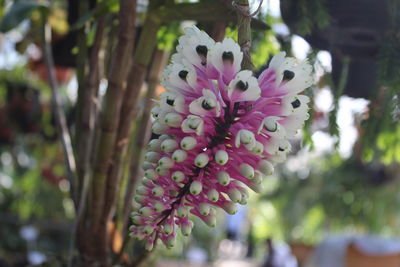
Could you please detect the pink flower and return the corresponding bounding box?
[130,26,313,250]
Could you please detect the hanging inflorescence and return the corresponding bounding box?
[129,26,313,250]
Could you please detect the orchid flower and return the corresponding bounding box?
[130,25,313,250]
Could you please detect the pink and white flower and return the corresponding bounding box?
[130,26,313,250]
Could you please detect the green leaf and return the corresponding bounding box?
[0,1,49,33]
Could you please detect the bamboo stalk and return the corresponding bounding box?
[89,0,137,261]
[235,0,255,71]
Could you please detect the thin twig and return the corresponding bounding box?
[232,0,263,17]
[41,21,77,267]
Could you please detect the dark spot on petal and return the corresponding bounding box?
[201,100,213,110]
[283,70,295,81]
[236,80,249,91]
[278,147,285,152]
[166,99,175,106]
[196,45,208,57]
[222,51,234,64]
[291,99,301,108]
[178,70,188,80]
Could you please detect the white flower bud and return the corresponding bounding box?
[228,188,242,203]
[152,121,168,134]
[217,171,230,186]
[172,149,187,162]
[215,150,229,165]
[161,139,178,153]
[145,240,154,251]
[203,214,217,227]
[171,171,185,182]
[249,182,263,193]
[163,223,174,235]
[252,141,264,155]
[159,134,170,140]
[142,161,154,170]
[139,207,152,216]
[148,139,162,152]
[153,202,165,212]
[252,171,263,185]
[182,115,204,135]
[152,186,164,197]
[151,106,161,119]
[177,206,189,217]
[144,169,158,180]
[222,202,238,215]
[164,112,183,127]
[190,180,202,195]
[181,221,194,236]
[195,153,209,168]
[136,186,148,195]
[180,136,197,150]
[144,151,160,163]
[258,160,274,176]
[239,195,248,205]
[131,201,141,211]
[164,235,176,248]
[131,215,141,225]
[130,231,146,240]
[158,157,174,169]
[169,190,179,197]
[143,225,154,235]
[207,189,219,202]
[156,166,169,176]
[135,195,146,204]
[141,177,153,187]
[199,203,211,216]
[240,163,255,179]
[235,129,256,150]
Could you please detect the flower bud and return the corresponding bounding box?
[235,129,256,150]
[177,206,189,217]
[158,157,174,169]
[199,203,211,216]
[182,115,204,135]
[143,225,154,235]
[180,136,197,150]
[195,153,209,168]
[217,171,230,186]
[164,235,176,249]
[215,150,229,165]
[161,139,178,153]
[252,141,264,155]
[207,189,219,202]
[139,207,152,216]
[228,188,242,203]
[163,223,174,235]
[142,161,154,170]
[156,166,169,176]
[131,215,142,225]
[141,177,153,187]
[202,213,217,227]
[135,195,146,204]
[131,201,141,211]
[145,240,154,251]
[159,134,170,140]
[252,171,263,185]
[222,202,238,215]
[164,112,183,127]
[171,171,185,182]
[240,163,255,179]
[136,186,148,195]
[172,149,187,162]
[152,186,164,197]
[258,160,274,176]
[148,139,162,152]
[190,180,202,195]
[181,220,194,236]
[145,152,160,163]
[144,169,158,180]
[153,202,165,212]
[152,121,168,135]
[151,106,161,119]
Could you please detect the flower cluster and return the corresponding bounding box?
[130,26,313,250]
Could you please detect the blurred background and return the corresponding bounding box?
[0,0,399,266]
